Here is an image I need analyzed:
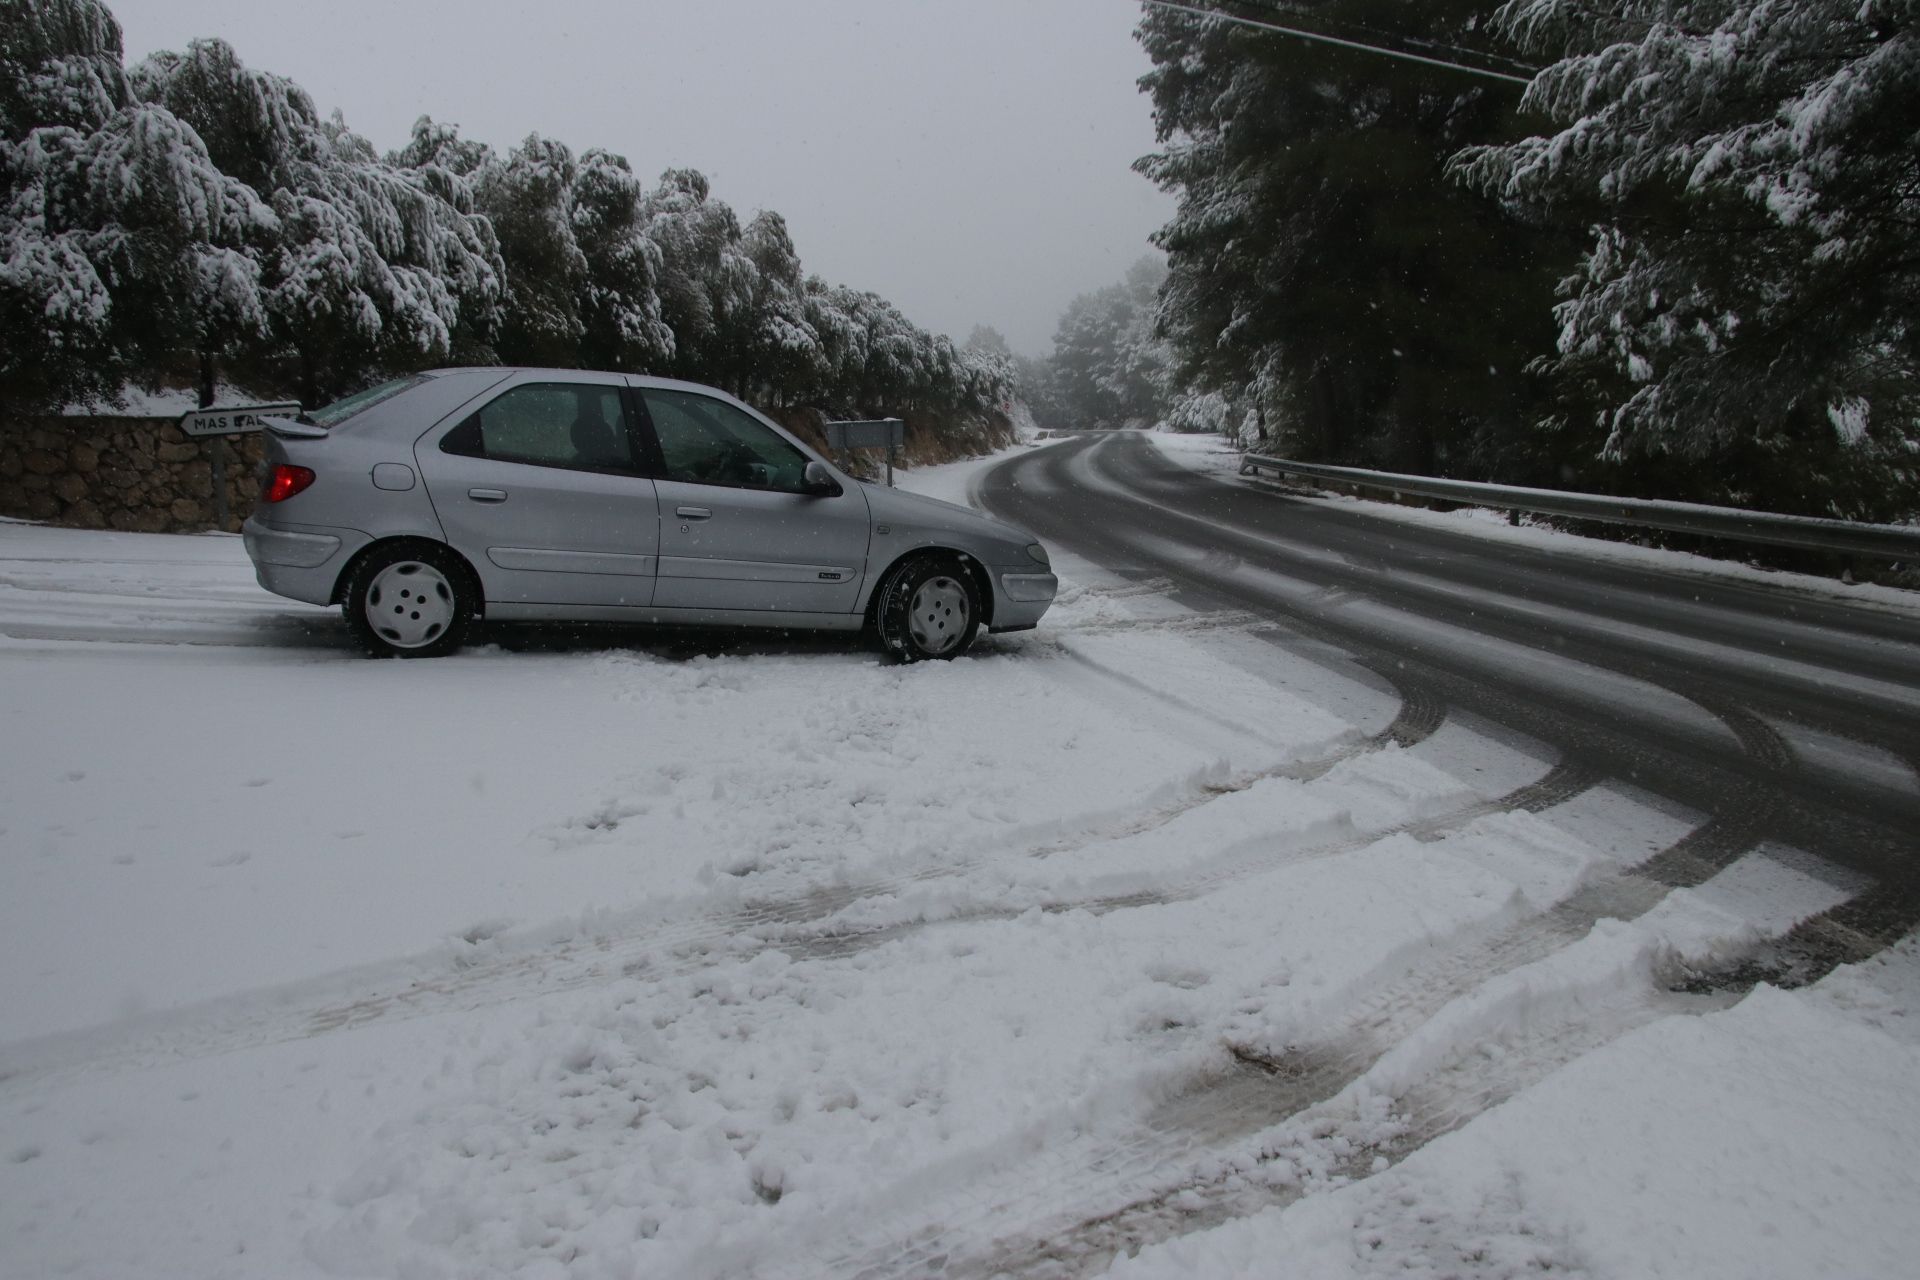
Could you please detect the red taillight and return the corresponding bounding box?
[262,464,316,503]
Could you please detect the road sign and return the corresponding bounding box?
[824,418,905,451]
[824,418,906,486]
[178,402,302,438]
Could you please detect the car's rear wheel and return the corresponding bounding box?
[874,554,980,661]
[342,542,475,658]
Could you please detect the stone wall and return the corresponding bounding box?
[2,404,1018,533]
[0,416,266,533]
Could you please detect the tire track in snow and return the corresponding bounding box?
[1009,980,1726,1280]
[783,759,1594,966]
[289,641,1473,1034]
[0,718,1449,1087]
[980,814,1816,1277]
[772,831,1841,1280]
[1375,671,1444,748]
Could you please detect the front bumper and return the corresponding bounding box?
[990,570,1058,632]
[242,515,367,606]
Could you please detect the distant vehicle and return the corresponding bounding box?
[242,369,1057,659]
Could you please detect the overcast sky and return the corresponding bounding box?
[108,0,1176,356]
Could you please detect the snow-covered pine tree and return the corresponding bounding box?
[800,277,870,406]
[736,209,821,403]
[1452,0,1920,519]
[638,167,757,389]
[961,326,1018,414]
[131,39,503,402]
[570,147,673,374]
[2,0,127,411]
[386,117,502,364]
[1136,0,1565,474]
[4,3,278,410]
[1,0,126,138]
[1041,257,1172,430]
[475,132,588,369]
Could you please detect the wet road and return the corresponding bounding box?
[980,432,1920,978]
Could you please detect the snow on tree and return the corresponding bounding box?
[1165,388,1236,437]
[1042,256,1172,430]
[791,276,1006,420]
[473,132,587,369]
[963,325,1012,360]
[390,116,492,183]
[735,209,821,399]
[6,76,274,406]
[3,1,1004,441]
[1,0,128,139]
[570,147,673,373]
[2,0,131,408]
[638,167,760,387]
[1452,0,1920,519]
[959,326,1017,412]
[131,41,503,397]
[1136,1,1564,475]
[801,277,871,402]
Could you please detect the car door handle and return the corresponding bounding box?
[468,488,508,503]
[676,506,713,520]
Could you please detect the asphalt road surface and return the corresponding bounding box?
[980,432,1920,985]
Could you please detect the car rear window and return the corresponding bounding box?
[306,375,430,428]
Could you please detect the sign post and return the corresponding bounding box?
[823,418,906,486]
[178,402,300,529]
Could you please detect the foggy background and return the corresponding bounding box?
[110,0,1176,356]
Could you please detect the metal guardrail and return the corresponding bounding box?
[1238,455,1920,562]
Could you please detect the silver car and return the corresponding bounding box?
[241,368,1057,659]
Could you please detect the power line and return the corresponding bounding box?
[1232,0,1542,75]
[1139,0,1538,87]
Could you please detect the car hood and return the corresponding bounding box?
[860,482,1039,552]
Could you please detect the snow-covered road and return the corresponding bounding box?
[3,448,1918,1279]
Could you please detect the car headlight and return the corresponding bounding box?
[1025,543,1051,568]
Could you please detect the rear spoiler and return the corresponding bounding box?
[261,415,328,440]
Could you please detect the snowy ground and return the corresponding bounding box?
[2,445,1917,1279]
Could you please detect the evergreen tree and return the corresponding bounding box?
[476,132,586,369]
[1136,0,1568,474]
[569,146,672,374]
[131,39,503,402]
[1452,0,1920,519]
[734,209,820,401]
[2,0,129,410]
[639,167,754,386]
[962,325,1012,360]
[1,0,125,138]
[1042,256,1173,429]
[4,5,276,409]
[3,0,1009,445]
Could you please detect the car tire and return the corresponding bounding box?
[873,554,981,662]
[341,541,476,659]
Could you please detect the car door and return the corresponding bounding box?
[634,385,872,614]
[416,374,660,608]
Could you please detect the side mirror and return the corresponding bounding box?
[802,460,842,496]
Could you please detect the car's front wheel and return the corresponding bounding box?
[873,554,981,661]
[342,542,475,658]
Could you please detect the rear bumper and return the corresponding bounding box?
[990,570,1058,632]
[243,515,366,606]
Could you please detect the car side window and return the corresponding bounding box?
[639,389,809,492]
[441,383,635,472]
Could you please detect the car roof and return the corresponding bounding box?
[422,367,734,397]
